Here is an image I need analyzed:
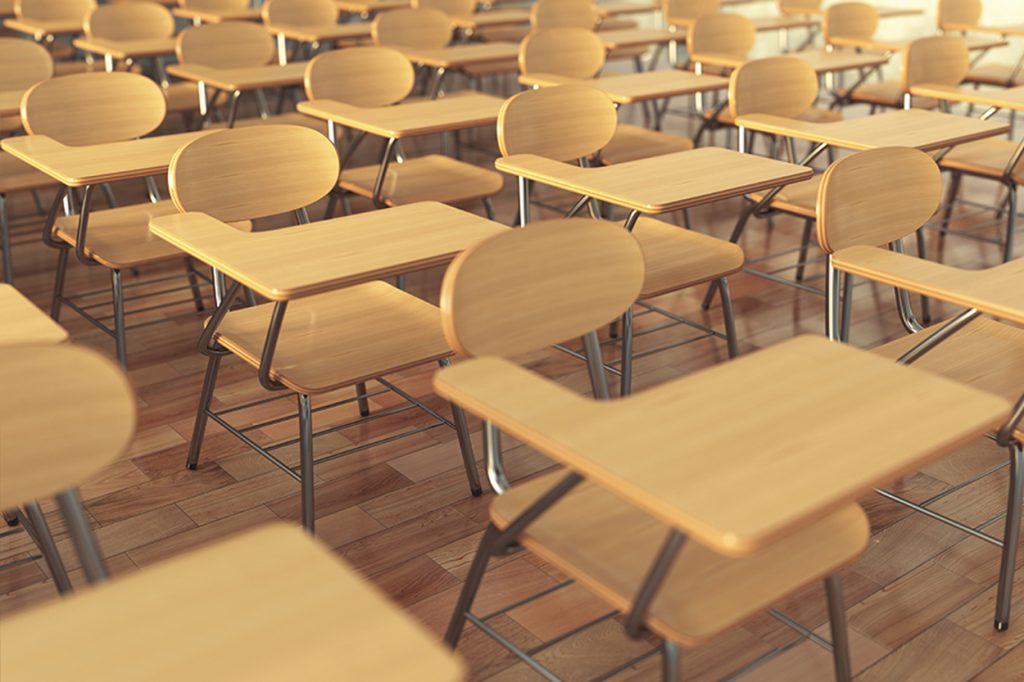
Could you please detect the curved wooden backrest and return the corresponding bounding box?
[0,38,53,91]
[14,0,95,21]
[662,0,718,24]
[169,125,340,222]
[372,8,451,49]
[519,28,605,78]
[0,344,135,510]
[22,72,166,145]
[902,35,969,91]
[440,218,645,357]
[179,0,250,10]
[262,0,338,25]
[85,1,175,39]
[688,13,755,58]
[729,56,819,118]
[497,84,617,161]
[531,0,598,29]
[176,22,276,68]
[824,2,878,43]
[816,147,941,253]
[412,0,474,17]
[779,0,821,13]
[305,46,414,105]
[937,0,981,30]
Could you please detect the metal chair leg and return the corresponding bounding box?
[355,381,370,416]
[482,196,496,221]
[50,247,69,320]
[18,503,72,594]
[840,273,854,343]
[938,171,962,261]
[825,574,853,682]
[186,353,222,470]
[56,488,108,584]
[703,204,755,309]
[184,257,205,312]
[796,218,814,282]
[1,194,11,284]
[439,359,482,497]
[1003,181,1017,263]
[483,421,509,495]
[444,523,500,647]
[662,640,680,681]
[619,308,635,397]
[995,441,1023,631]
[719,278,739,358]
[914,228,931,324]
[110,269,127,367]
[298,393,316,534]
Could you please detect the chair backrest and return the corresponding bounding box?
[0,344,135,511]
[262,0,338,25]
[823,2,878,44]
[179,0,250,10]
[412,0,474,17]
[937,0,982,31]
[372,8,451,49]
[0,38,53,91]
[729,56,819,119]
[688,13,755,59]
[779,0,821,13]
[531,0,598,29]
[21,71,166,145]
[169,125,340,223]
[85,1,175,39]
[176,22,276,68]
[519,28,605,78]
[497,84,617,162]
[14,0,95,21]
[305,46,415,106]
[902,35,969,91]
[440,218,645,357]
[662,0,718,26]
[816,147,941,253]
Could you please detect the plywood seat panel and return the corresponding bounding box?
[629,216,744,297]
[491,472,869,645]
[709,105,841,126]
[750,175,821,218]
[965,63,1023,87]
[53,200,186,269]
[599,124,693,165]
[340,155,503,207]
[215,280,451,394]
[837,80,937,109]
[940,138,1024,183]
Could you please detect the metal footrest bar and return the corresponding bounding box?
[768,608,834,651]
[589,648,662,682]
[875,488,1002,547]
[236,387,390,434]
[0,555,43,572]
[721,635,808,682]
[61,298,117,338]
[477,580,575,621]
[523,612,620,657]
[740,267,828,296]
[465,613,562,682]
[976,510,1009,533]
[637,301,727,340]
[377,376,456,429]
[915,460,1010,508]
[207,411,302,482]
[303,422,445,469]
[71,270,210,299]
[80,283,210,312]
[263,402,420,452]
[215,391,293,417]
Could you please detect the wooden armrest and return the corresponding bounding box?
[832,246,1024,324]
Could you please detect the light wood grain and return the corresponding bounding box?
[595,0,659,16]
[823,1,877,48]
[940,139,1024,182]
[492,472,869,645]
[902,35,970,94]
[172,0,260,24]
[433,336,1010,555]
[52,199,190,269]
[336,0,409,13]
[262,0,336,26]
[0,524,466,681]
[0,283,67,345]
[497,84,617,161]
[449,7,528,29]
[305,46,414,105]
[395,42,519,69]
[176,21,276,68]
[531,0,597,29]
[937,0,980,32]
[339,155,504,206]
[296,92,503,138]
[495,147,814,213]
[662,0,717,31]
[73,36,176,60]
[0,344,135,509]
[730,56,820,119]
[372,7,451,49]
[689,12,754,63]
[85,1,173,39]
[439,218,644,357]
[149,202,506,300]
[519,28,605,79]
[21,71,166,145]
[9,0,93,36]
[265,20,370,43]
[0,37,53,91]
[166,61,308,92]
[909,84,1024,111]
[519,69,730,104]
[598,27,674,49]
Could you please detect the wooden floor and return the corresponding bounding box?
[1,72,1021,681]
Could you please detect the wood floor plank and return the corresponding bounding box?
[857,619,1003,681]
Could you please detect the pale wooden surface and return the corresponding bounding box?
[909,84,1024,111]
[729,56,820,119]
[395,42,519,69]
[337,0,408,11]
[73,36,176,60]
[0,524,466,682]
[84,1,174,39]
[0,283,67,345]
[597,27,674,49]
[831,249,1024,325]
[439,218,644,357]
[518,70,729,104]
[0,344,135,509]
[630,216,744,297]
[166,61,308,92]
[734,109,1009,152]
[150,202,506,300]
[595,1,659,16]
[52,200,188,269]
[371,7,451,49]
[339,155,504,205]
[434,336,1010,555]
[0,37,53,91]
[172,5,261,21]
[519,27,607,79]
[265,20,370,42]
[0,90,25,118]
[495,147,813,213]
[3,16,84,36]
[449,7,528,28]
[262,0,338,26]
[296,92,503,138]
[493,473,869,645]
[827,33,1006,54]
[1,131,213,186]
[304,46,415,105]
[176,21,277,68]
[941,139,1024,182]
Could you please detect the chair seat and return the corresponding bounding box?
[475,24,529,42]
[0,153,56,194]
[630,217,744,297]
[461,58,519,77]
[608,44,648,61]
[871,317,1024,441]
[53,201,186,269]
[940,139,1024,184]
[599,17,638,31]
[750,175,822,219]
[164,81,201,113]
[964,63,1023,87]
[492,472,869,646]
[215,281,452,394]
[837,80,937,109]
[208,111,327,134]
[340,155,503,207]
[599,124,694,165]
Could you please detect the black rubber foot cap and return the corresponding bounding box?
[470,485,483,497]
[359,409,370,417]
[995,620,1009,632]
[186,463,198,470]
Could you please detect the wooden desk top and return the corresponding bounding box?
[735,109,1009,152]
[781,4,922,18]
[1,131,214,187]
[166,62,308,92]
[336,0,408,13]
[73,36,176,60]
[450,8,529,29]
[0,344,134,509]
[496,147,812,214]
[832,248,1024,325]
[598,28,676,49]
[596,1,660,17]
[829,34,1007,54]
[297,92,503,138]
[3,16,82,37]
[0,524,466,682]
[172,6,261,22]
[909,84,1024,112]
[690,48,889,73]
[750,15,819,32]
[518,70,729,104]
[434,336,1009,555]
[394,42,519,69]
[943,23,1024,37]
[149,202,506,301]
[0,89,24,118]
[0,284,68,346]
[265,21,371,43]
